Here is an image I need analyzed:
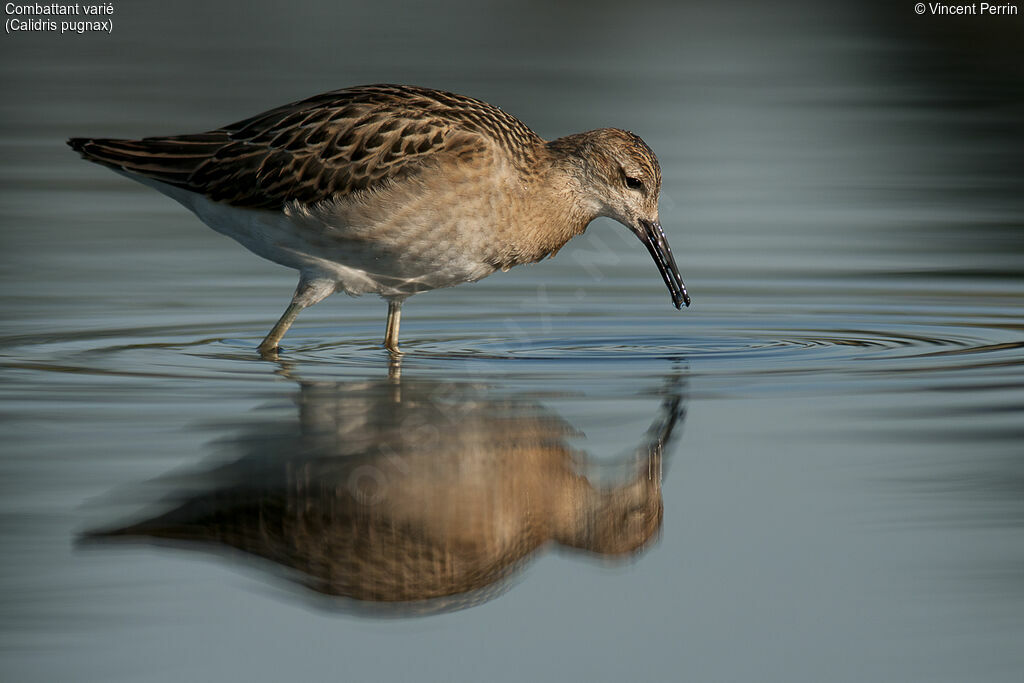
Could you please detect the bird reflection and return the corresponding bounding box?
[85,374,686,614]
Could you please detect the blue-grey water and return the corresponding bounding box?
[2,1,1024,681]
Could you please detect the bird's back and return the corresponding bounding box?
[68,84,545,211]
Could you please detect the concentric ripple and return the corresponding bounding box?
[2,313,1019,397]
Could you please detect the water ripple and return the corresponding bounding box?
[2,314,1020,396]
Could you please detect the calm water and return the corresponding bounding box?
[2,1,1024,681]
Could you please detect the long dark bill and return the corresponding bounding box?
[637,219,690,309]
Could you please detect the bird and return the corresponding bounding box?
[82,376,685,612]
[68,84,690,357]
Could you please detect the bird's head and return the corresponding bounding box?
[552,128,690,309]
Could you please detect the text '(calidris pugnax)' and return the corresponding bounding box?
[69,84,690,357]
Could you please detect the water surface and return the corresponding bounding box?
[2,1,1023,681]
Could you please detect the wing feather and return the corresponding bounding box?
[69,85,544,210]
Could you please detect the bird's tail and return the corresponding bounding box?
[67,133,228,188]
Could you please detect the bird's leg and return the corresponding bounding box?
[258,302,305,359]
[384,300,403,355]
[258,276,335,359]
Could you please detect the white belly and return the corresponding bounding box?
[129,173,498,299]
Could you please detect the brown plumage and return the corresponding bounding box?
[69,84,689,357]
[82,378,685,613]
[70,85,543,209]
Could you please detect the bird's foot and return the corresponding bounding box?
[257,342,281,360]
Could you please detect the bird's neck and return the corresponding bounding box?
[482,135,602,269]
[546,131,608,219]
[513,137,603,260]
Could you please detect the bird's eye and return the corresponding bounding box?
[625,176,644,191]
